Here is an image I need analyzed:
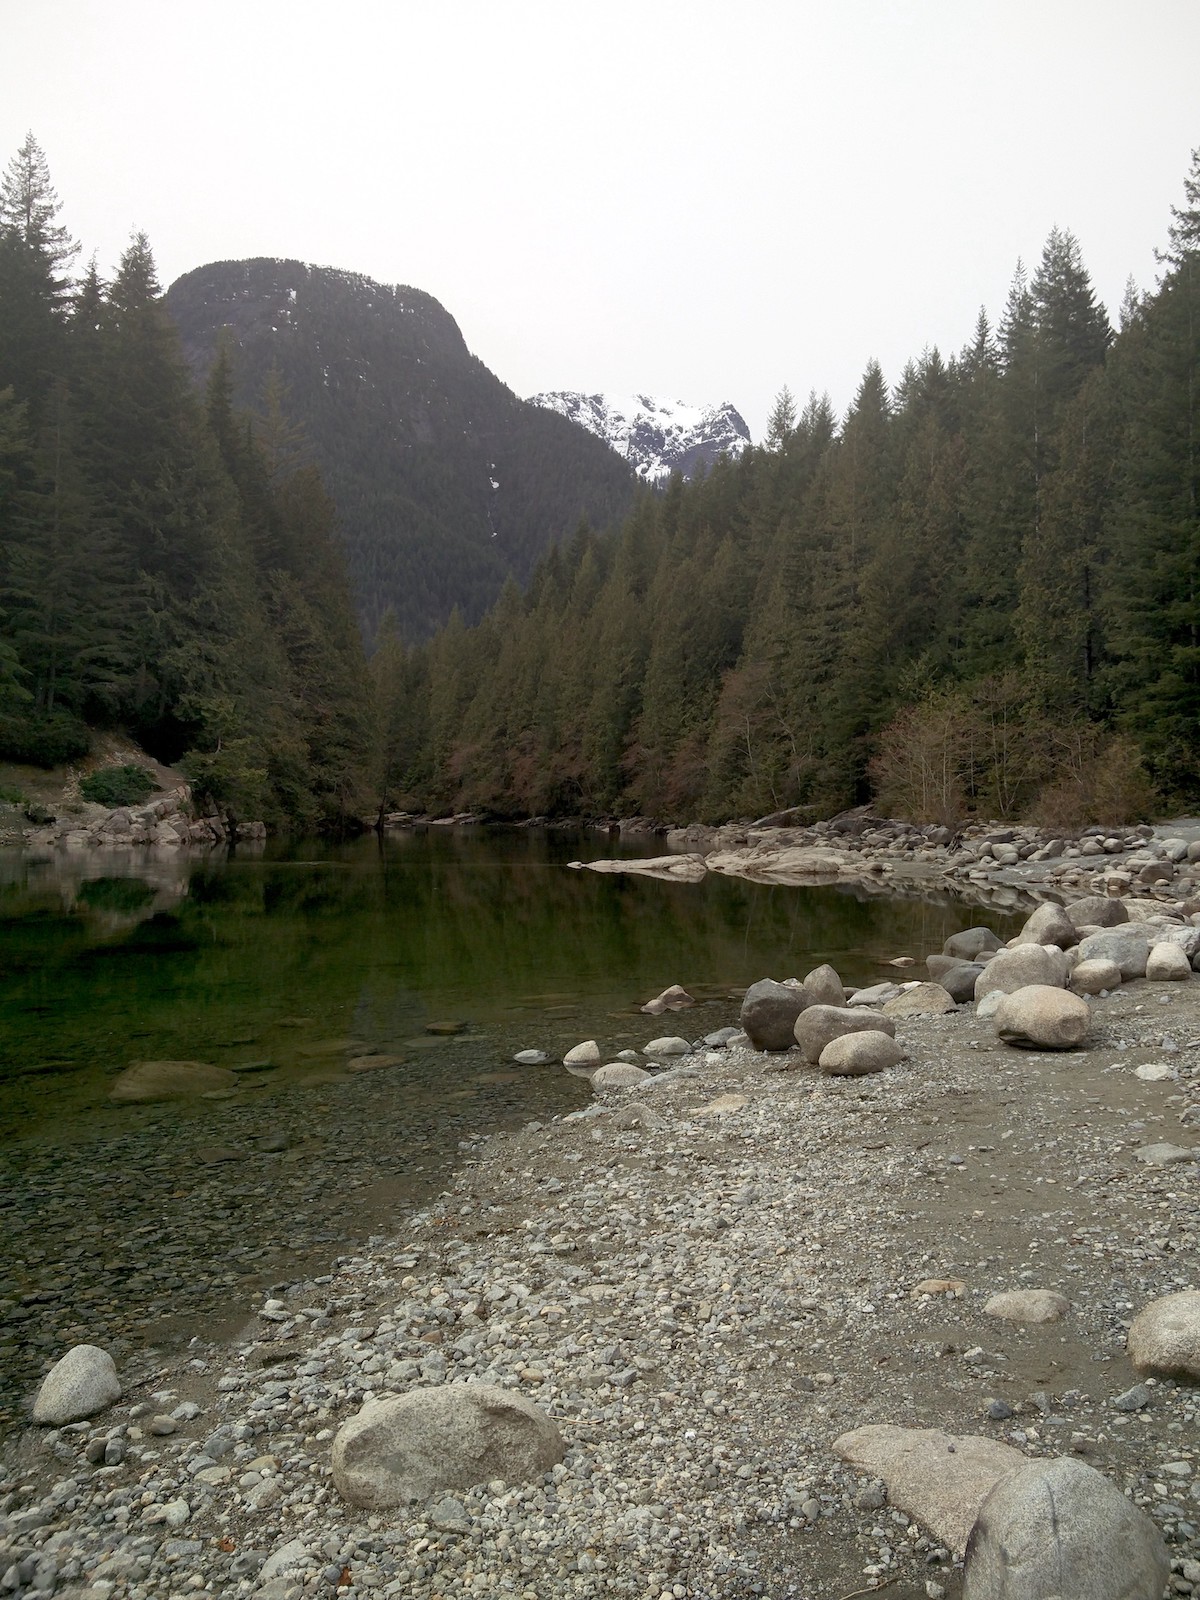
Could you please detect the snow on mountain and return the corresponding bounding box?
[527,391,752,484]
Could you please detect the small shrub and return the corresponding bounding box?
[0,711,91,767]
[79,764,157,808]
[0,783,26,805]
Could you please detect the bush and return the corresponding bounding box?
[79,764,157,808]
[0,711,91,767]
[1032,733,1157,830]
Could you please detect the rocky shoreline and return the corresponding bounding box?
[3,855,1200,1599]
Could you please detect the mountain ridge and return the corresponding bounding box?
[164,259,637,640]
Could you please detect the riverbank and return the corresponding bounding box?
[2,898,1200,1598]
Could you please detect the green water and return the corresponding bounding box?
[0,827,1018,1431]
[0,827,1016,1138]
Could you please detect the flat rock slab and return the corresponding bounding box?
[577,854,708,882]
[695,1094,749,1117]
[963,1456,1169,1599]
[109,1059,237,1101]
[984,1289,1070,1324]
[833,1424,1024,1555]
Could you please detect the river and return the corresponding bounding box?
[0,826,1017,1435]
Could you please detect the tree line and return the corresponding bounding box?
[0,135,371,829]
[382,149,1200,827]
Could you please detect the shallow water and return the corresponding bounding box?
[0,826,1017,1433]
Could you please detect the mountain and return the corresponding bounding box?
[526,391,752,483]
[164,260,637,641]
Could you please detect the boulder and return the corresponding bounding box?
[562,1040,601,1068]
[994,985,1090,1050]
[1146,941,1192,981]
[642,1036,691,1056]
[975,990,1006,1020]
[739,979,812,1050]
[591,1064,650,1090]
[882,982,956,1017]
[944,926,1004,962]
[983,1289,1069,1324]
[819,1030,905,1077]
[963,1456,1169,1600]
[1065,894,1129,930]
[925,953,961,979]
[972,945,1068,1000]
[1126,1290,1200,1380]
[794,1005,896,1064]
[937,963,986,1003]
[331,1384,564,1508]
[32,1344,122,1424]
[802,963,846,1008]
[1077,928,1151,980]
[833,1424,1023,1556]
[640,984,694,1015]
[1014,901,1077,949]
[109,1059,237,1102]
[1070,957,1122,995]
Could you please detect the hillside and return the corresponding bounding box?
[165,260,638,640]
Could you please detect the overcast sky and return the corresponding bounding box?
[4,0,1197,440]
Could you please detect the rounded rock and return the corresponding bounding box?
[994,985,1090,1050]
[973,946,1068,1000]
[1127,1289,1200,1380]
[963,1456,1169,1600]
[740,979,813,1051]
[1070,957,1122,996]
[794,1005,896,1065]
[32,1344,122,1425]
[330,1382,564,1508]
[818,1030,905,1077]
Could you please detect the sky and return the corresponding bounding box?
[3,0,1198,442]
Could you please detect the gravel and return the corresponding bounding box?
[3,970,1200,1597]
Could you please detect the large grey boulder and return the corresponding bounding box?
[1126,1290,1200,1380]
[963,1456,1169,1599]
[1014,901,1077,949]
[1065,894,1129,929]
[794,1005,895,1064]
[834,1424,1023,1556]
[563,1040,601,1067]
[739,979,812,1050]
[819,1031,904,1077]
[994,985,1090,1050]
[972,946,1068,1000]
[331,1384,564,1508]
[944,926,1005,962]
[1077,928,1151,980]
[32,1344,122,1424]
[109,1059,237,1101]
[802,963,846,1008]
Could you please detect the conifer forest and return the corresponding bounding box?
[2,134,1198,830]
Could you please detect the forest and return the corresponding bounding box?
[377,149,1200,829]
[1,134,1197,833]
[0,136,371,829]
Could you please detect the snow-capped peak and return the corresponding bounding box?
[527,391,751,484]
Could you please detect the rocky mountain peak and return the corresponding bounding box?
[527,391,751,484]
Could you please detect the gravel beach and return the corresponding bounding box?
[3,938,1200,1600]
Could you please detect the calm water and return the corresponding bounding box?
[0,828,1017,1431]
